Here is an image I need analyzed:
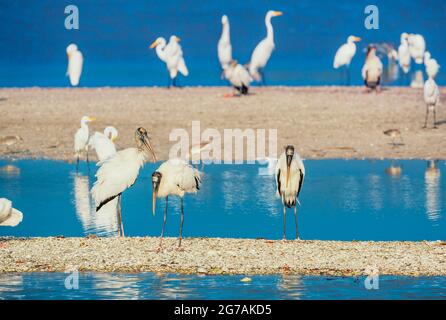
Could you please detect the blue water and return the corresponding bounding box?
[0,272,445,300]
[0,0,445,87]
[0,159,445,240]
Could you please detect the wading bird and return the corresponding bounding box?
[333,35,361,85]
[150,36,188,88]
[424,51,440,79]
[66,44,83,86]
[152,159,201,250]
[91,127,157,236]
[218,15,232,70]
[423,77,440,129]
[398,33,411,79]
[223,60,252,96]
[275,145,305,240]
[0,198,23,227]
[88,126,118,162]
[74,116,96,170]
[362,45,383,92]
[408,33,426,64]
[383,129,404,147]
[248,10,283,84]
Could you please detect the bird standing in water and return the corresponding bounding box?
[74,116,96,170]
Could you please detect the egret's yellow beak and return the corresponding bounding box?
[88,117,96,122]
[354,36,362,42]
[149,40,158,49]
[274,11,283,16]
[112,136,118,142]
[175,36,181,42]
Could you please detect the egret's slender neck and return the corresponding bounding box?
[80,121,89,135]
[155,42,167,61]
[265,15,274,42]
[221,22,230,42]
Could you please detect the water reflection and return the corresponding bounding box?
[221,170,248,213]
[367,174,383,211]
[425,161,441,224]
[277,275,303,299]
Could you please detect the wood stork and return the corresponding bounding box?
[333,35,361,85]
[88,126,118,162]
[362,45,383,92]
[424,51,440,79]
[398,33,411,77]
[408,34,426,64]
[248,10,283,84]
[74,116,96,170]
[150,36,188,88]
[275,145,305,240]
[152,159,201,249]
[218,15,232,70]
[423,77,440,129]
[91,127,157,236]
[223,60,252,96]
[0,198,23,227]
[66,44,83,86]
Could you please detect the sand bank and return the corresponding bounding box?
[0,87,445,161]
[1,237,445,276]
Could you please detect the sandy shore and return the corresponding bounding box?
[1,237,445,276]
[0,86,445,161]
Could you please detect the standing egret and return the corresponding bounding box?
[66,44,83,86]
[223,60,252,96]
[218,15,232,70]
[424,51,440,79]
[408,34,426,64]
[88,126,119,162]
[0,198,23,227]
[423,77,440,129]
[398,33,411,78]
[275,145,305,240]
[74,116,96,170]
[91,127,157,236]
[362,45,383,92]
[152,159,201,250]
[248,10,283,84]
[333,35,362,85]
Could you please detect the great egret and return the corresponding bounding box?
[91,127,157,236]
[223,60,252,95]
[88,126,118,162]
[0,198,23,227]
[423,77,440,129]
[275,145,305,240]
[66,44,83,86]
[333,35,361,85]
[248,10,283,84]
[398,33,411,75]
[218,15,232,69]
[150,35,188,87]
[408,34,426,64]
[74,116,96,170]
[152,158,201,250]
[424,51,440,79]
[362,45,383,92]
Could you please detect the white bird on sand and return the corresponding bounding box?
[275,145,305,240]
[218,15,232,69]
[66,44,83,86]
[423,77,440,129]
[398,33,411,74]
[152,158,201,250]
[74,116,96,170]
[150,36,188,87]
[91,127,157,236]
[424,51,440,79]
[333,35,361,84]
[362,45,383,92]
[0,198,23,227]
[223,60,252,96]
[88,126,118,162]
[248,10,283,84]
[408,34,426,64]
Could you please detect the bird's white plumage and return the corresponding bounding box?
[224,62,252,88]
[398,33,411,74]
[0,198,23,227]
[333,36,359,68]
[218,15,232,69]
[424,78,440,107]
[152,36,188,79]
[275,152,305,207]
[362,49,383,83]
[66,44,83,86]
[74,116,94,157]
[88,126,118,161]
[408,34,426,64]
[155,159,201,198]
[424,51,440,79]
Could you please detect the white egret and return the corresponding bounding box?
[333,35,361,85]
[275,145,305,240]
[152,158,201,249]
[362,45,383,92]
[91,127,157,236]
[398,33,411,75]
[66,44,83,86]
[424,51,440,79]
[74,116,96,170]
[423,77,440,129]
[88,126,118,162]
[408,34,426,64]
[248,10,283,84]
[218,15,232,69]
[0,198,23,227]
[223,60,252,95]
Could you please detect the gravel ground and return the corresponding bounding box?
[1,237,445,276]
[0,86,445,161]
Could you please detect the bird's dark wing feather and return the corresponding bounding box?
[276,169,281,195]
[96,193,121,212]
[296,169,304,199]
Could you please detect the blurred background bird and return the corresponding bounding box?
[66,43,83,86]
[333,35,361,85]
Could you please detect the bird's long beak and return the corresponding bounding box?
[149,40,158,49]
[286,154,292,187]
[274,11,283,16]
[142,134,157,162]
[354,36,362,42]
[112,136,118,142]
[152,187,157,216]
[175,36,181,42]
[88,117,96,122]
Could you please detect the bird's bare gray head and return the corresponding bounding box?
[135,127,157,162]
[151,171,162,216]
